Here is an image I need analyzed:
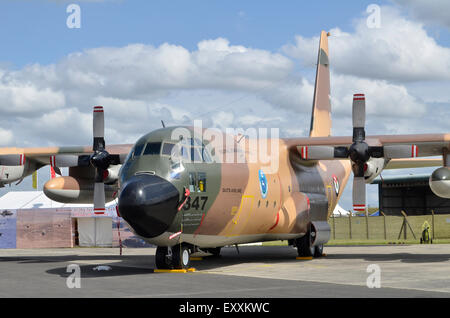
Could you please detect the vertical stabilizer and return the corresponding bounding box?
[309,31,331,137]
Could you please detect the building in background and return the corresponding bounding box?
[0,191,151,249]
[372,174,450,216]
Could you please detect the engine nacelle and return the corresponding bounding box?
[44,176,116,204]
[364,157,386,184]
[310,221,331,247]
[429,167,450,199]
[0,165,25,184]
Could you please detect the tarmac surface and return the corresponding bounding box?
[1,244,450,298]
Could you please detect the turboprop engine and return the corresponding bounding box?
[0,154,27,186]
[429,167,450,199]
[0,165,25,184]
[44,175,117,204]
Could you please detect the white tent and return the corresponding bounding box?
[332,203,351,217]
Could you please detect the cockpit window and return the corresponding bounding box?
[132,143,145,159]
[169,138,213,163]
[143,142,162,155]
[161,142,175,156]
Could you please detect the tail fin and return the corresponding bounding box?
[309,31,331,137]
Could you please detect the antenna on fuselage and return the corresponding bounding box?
[161,120,166,128]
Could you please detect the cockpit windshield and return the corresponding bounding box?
[165,138,213,163]
[143,142,162,155]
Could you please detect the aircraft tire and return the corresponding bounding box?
[172,244,191,269]
[314,244,324,257]
[155,246,171,269]
[296,225,316,257]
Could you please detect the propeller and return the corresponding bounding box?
[92,106,108,214]
[49,106,123,214]
[299,94,419,214]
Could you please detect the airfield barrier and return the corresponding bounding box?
[329,211,450,242]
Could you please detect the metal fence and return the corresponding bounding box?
[329,211,450,242]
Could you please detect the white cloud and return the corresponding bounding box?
[283,6,450,82]
[393,0,450,29]
[0,39,296,146]
[0,81,65,116]
[0,128,13,146]
[0,7,447,151]
[330,73,427,117]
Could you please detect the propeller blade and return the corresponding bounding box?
[299,146,334,160]
[93,106,105,151]
[383,145,418,159]
[352,176,366,214]
[352,94,366,128]
[93,182,106,215]
[0,154,25,166]
[50,154,91,168]
[352,94,366,143]
[298,146,349,160]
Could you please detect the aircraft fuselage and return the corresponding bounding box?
[117,126,351,248]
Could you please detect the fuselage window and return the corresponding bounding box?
[143,142,162,155]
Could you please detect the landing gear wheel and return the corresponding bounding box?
[172,244,191,269]
[314,244,324,257]
[155,246,171,269]
[296,224,316,257]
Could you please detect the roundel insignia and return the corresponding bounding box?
[258,169,268,199]
[332,174,340,195]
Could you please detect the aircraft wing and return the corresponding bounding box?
[284,133,450,160]
[0,144,133,166]
[284,133,449,212]
[384,158,443,169]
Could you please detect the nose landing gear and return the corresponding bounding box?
[155,244,192,270]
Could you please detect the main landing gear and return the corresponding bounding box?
[155,244,192,270]
[294,224,324,258]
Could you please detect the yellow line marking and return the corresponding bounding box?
[154,268,196,273]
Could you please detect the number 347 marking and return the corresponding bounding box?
[183,196,208,211]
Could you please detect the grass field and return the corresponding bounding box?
[259,214,450,246]
[261,239,450,246]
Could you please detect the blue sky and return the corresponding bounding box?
[0,0,449,210]
[0,0,398,67]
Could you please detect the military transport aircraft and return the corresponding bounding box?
[0,31,449,269]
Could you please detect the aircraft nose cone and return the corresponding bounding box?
[118,174,180,238]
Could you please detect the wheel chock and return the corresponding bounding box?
[296,256,313,260]
[153,268,196,273]
[190,257,203,261]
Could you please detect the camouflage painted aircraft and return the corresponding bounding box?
[0,31,449,269]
